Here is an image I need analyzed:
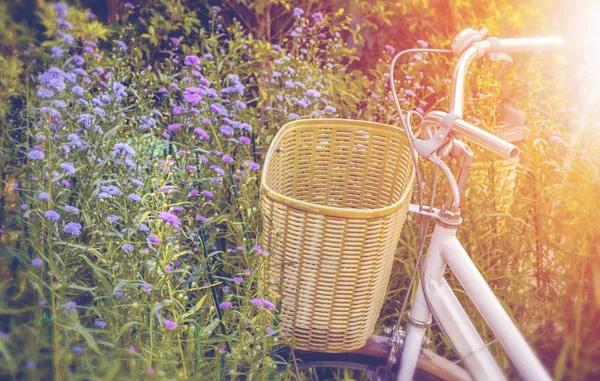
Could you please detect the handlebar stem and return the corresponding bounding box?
[449,45,481,116]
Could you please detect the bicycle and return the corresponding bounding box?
[266,28,566,380]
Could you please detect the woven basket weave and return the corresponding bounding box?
[260,119,414,352]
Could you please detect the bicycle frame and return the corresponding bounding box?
[396,208,552,381]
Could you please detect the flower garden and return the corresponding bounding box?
[0,0,599,380]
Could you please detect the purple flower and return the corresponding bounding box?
[311,12,323,21]
[94,320,107,328]
[31,258,43,267]
[248,162,260,171]
[45,210,60,221]
[65,205,80,215]
[124,2,133,8]
[72,86,84,97]
[168,123,181,132]
[293,8,304,17]
[262,299,276,310]
[193,127,210,139]
[405,89,415,97]
[239,136,251,145]
[72,346,84,354]
[60,162,76,174]
[39,192,51,201]
[305,89,321,98]
[128,193,142,202]
[53,3,69,17]
[122,244,134,252]
[28,149,45,160]
[115,40,128,52]
[158,211,181,229]
[233,277,243,284]
[50,47,63,59]
[62,34,75,45]
[131,179,144,187]
[37,88,54,98]
[113,143,135,157]
[148,235,161,244]
[63,301,77,312]
[100,185,122,196]
[222,155,234,163]
[184,56,200,66]
[172,106,182,115]
[251,298,263,307]
[183,87,204,105]
[170,37,180,45]
[107,215,120,223]
[324,106,336,114]
[195,214,207,223]
[416,39,428,48]
[202,190,214,199]
[219,301,232,309]
[164,319,178,330]
[266,326,273,333]
[63,222,82,236]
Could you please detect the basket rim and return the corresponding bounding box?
[260,118,415,218]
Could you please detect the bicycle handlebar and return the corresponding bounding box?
[423,111,520,161]
[488,36,566,53]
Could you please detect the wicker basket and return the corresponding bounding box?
[260,119,414,352]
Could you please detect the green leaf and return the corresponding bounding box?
[62,322,101,353]
[116,321,143,341]
[152,299,171,315]
[180,294,208,320]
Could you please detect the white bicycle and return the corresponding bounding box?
[284,28,566,381]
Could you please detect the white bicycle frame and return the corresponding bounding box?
[397,206,551,381]
[394,30,565,381]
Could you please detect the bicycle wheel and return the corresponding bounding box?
[282,352,445,381]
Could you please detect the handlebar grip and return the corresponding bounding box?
[422,111,520,161]
[488,36,566,53]
[452,118,520,161]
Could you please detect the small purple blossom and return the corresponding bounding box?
[293,8,304,17]
[184,56,200,66]
[233,277,243,284]
[158,211,181,230]
[219,301,233,309]
[251,298,263,307]
[72,346,84,354]
[222,155,234,163]
[28,149,45,160]
[45,210,60,221]
[63,222,82,236]
[128,193,142,202]
[60,162,76,174]
[107,215,120,223]
[39,192,51,201]
[31,258,43,267]
[53,2,69,17]
[51,47,63,59]
[202,190,214,199]
[122,244,134,252]
[63,301,77,313]
[115,40,128,52]
[148,235,161,245]
[239,136,251,145]
[113,143,135,157]
[94,320,107,329]
[164,319,178,330]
